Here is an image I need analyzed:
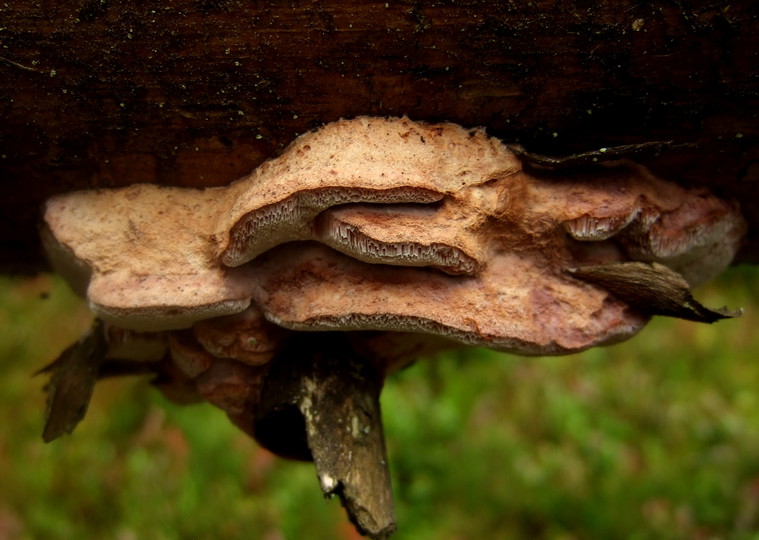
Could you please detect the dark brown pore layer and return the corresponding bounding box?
[1,1,758,270]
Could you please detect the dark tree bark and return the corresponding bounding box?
[1,0,758,270]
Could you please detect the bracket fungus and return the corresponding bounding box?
[40,117,745,538]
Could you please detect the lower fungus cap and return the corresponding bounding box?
[42,117,745,358]
[248,242,649,355]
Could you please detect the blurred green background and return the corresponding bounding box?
[1,267,759,540]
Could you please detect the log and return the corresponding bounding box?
[0,1,758,270]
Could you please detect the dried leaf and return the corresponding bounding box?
[39,320,107,442]
[567,262,740,323]
[509,141,691,170]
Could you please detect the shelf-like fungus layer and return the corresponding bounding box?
[43,117,744,357]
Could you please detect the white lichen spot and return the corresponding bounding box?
[320,474,337,492]
[49,69,56,77]
[351,415,361,438]
[632,18,645,31]
[303,377,318,396]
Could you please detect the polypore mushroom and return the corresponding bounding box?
[39,117,745,539]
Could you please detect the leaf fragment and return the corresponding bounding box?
[567,262,740,323]
[39,320,107,442]
[508,141,691,170]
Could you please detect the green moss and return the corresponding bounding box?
[1,267,759,539]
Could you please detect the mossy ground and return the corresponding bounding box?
[1,268,759,539]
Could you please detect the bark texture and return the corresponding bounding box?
[1,1,758,269]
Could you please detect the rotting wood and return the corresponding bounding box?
[254,334,395,540]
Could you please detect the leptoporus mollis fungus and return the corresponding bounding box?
[40,117,745,539]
